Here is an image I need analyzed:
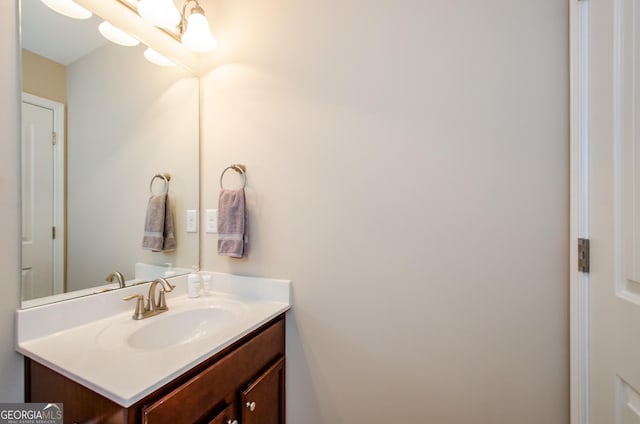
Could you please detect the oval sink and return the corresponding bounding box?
[97,302,244,352]
[126,307,237,350]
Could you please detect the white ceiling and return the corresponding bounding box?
[21,0,109,65]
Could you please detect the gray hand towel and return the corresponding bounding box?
[142,193,176,252]
[217,188,246,258]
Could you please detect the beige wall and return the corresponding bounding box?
[200,0,568,423]
[21,49,66,103]
[0,0,569,419]
[0,0,24,401]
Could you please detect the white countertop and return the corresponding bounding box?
[16,272,291,407]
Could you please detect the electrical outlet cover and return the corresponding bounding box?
[206,209,218,233]
[186,210,197,233]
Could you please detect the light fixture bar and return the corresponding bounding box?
[137,0,181,29]
[73,0,206,73]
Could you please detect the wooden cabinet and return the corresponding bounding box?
[242,357,285,424]
[26,315,286,424]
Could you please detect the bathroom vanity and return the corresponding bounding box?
[26,315,285,423]
[17,273,290,424]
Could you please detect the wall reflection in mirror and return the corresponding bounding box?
[20,0,199,307]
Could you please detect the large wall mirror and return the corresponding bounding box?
[20,0,200,307]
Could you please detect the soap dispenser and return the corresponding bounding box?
[202,273,212,296]
[187,266,201,298]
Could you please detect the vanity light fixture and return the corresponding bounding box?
[137,0,181,29]
[179,1,217,53]
[40,0,92,19]
[137,0,217,53]
[143,47,177,67]
[98,21,140,47]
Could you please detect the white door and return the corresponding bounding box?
[585,0,640,422]
[21,101,55,300]
[21,94,65,301]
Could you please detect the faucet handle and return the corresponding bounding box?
[123,294,146,320]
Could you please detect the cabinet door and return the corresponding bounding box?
[208,403,238,424]
[242,358,285,424]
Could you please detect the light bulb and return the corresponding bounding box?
[143,48,177,67]
[181,10,217,53]
[41,0,92,19]
[137,0,181,29]
[98,21,140,47]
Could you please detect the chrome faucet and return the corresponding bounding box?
[106,271,126,288]
[123,278,175,320]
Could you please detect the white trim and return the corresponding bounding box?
[21,92,65,296]
[570,0,590,423]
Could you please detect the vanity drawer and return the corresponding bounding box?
[208,403,237,424]
[142,319,285,423]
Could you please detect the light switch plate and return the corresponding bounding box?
[206,209,218,233]
[186,210,197,233]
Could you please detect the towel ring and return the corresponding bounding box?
[150,173,171,194]
[220,164,247,189]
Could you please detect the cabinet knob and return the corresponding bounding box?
[246,401,256,412]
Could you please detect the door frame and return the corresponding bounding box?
[569,1,589,424]
[569,0,590,424]
[21,92,65,295]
